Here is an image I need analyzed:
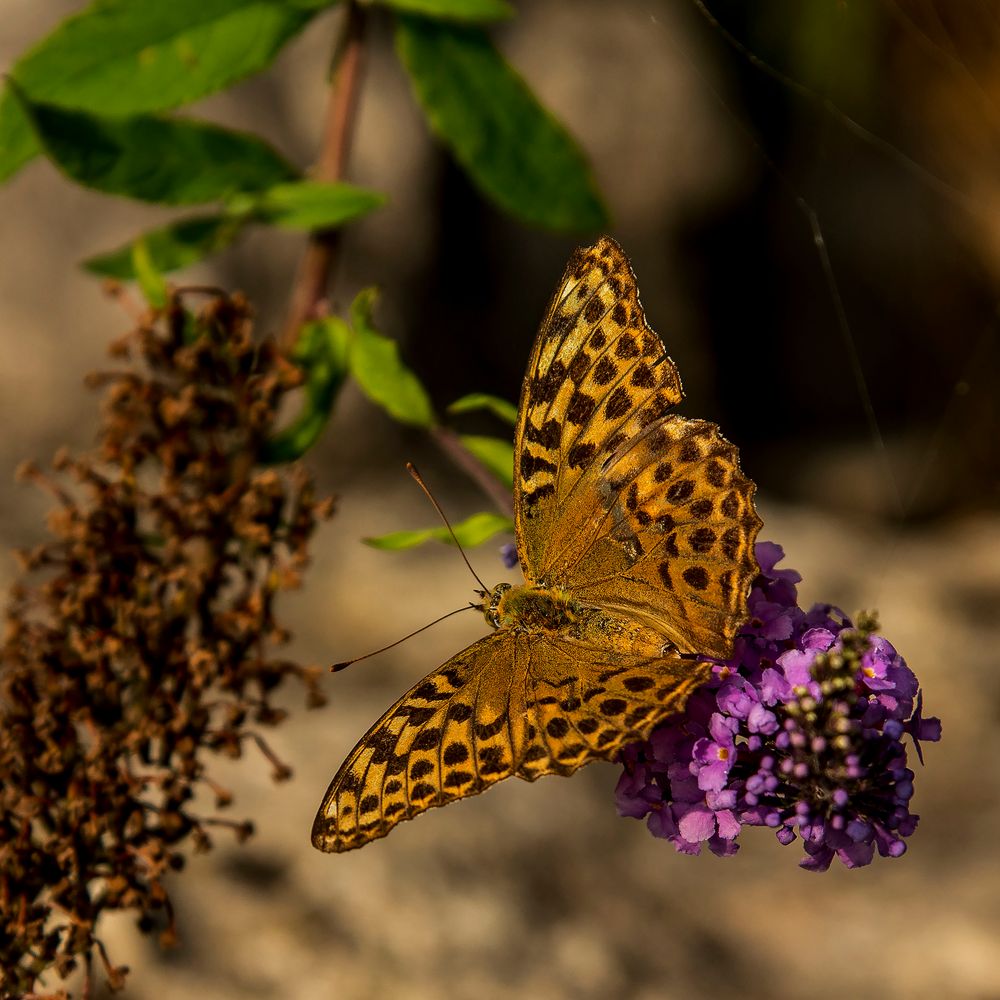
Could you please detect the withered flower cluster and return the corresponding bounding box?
[0,292,333,998]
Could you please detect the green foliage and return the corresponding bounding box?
[3,0,607,282]
[0,0,329,184]
[364,510,513,550]
[395,15,607,231]
[84,182,384,278]
[447,392,518,425]
[458,435,513,488]
[348,288,436,429]
[375,0,513,22]
[84,216,243,279]
[232,180,387,230]
[261,317,351,463]
[130,240,168,308]
[13,91,296,204]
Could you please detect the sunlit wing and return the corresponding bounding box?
[311,628,708,853]
[514,236,761,658]
[315,237,761,854]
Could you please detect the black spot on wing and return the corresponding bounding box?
[411,728,441,752]
[682,566,710,591]
[525,418,561,449]
[567,390,597,425]
[546,717,569,738]
[605,386,631,420]
[567,442,597,469]
[592,356,617,385]
[443,742,469,765]
[521,450,557,479]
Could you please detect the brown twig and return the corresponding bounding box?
[277,3,514,518]
[279,1,367,352]
[431,426,515,518]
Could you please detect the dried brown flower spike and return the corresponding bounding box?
[0,291,333,998]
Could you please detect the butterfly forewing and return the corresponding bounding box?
[313,631,711,853]
[313,633,522,852]
[514,239,682,574]
[515,237,761,658]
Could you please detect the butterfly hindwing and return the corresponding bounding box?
[560,414,760,658]
[520,635,711,777]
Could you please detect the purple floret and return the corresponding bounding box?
[615,541,941,871]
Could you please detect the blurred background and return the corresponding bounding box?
[2,0,999,997]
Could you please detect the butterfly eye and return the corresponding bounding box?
[660,641,678,657]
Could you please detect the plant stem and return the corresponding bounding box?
[280,1,367,352]
[279,2,514,520]
[431,426,515,518]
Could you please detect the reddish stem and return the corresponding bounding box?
[431,426,515,518]
[280,2,367,352]
[278,2,514,519]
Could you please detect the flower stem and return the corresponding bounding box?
[280,1,367,352]
[278,3,514,520]
[431,425,515,518]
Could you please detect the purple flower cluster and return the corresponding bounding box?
[616,542,941,871]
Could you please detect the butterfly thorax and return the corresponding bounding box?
[482,582,671,658]
[483,582,577,632]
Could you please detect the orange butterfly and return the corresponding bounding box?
[312,237,761,853]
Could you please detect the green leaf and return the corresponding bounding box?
[375,0,512,22]
[13,90,296,204]
[395,16,607,231]
[348,288,435,429]
[365,511,514,550]
[0,0,328,183]
[260,317,351,463]
[83,181,384,278]
[83,215,244,278]
[229,180,387,230]
[131,239,168,307]
[458,434,513,488]
[448,392,518,426]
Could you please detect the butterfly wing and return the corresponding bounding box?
[519,634,711,775]
[312,627,708,853]
[315,238,759,853]
[514,237,761,659]
[313,631,524,853]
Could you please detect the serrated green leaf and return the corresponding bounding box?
[12,90,296,204]
[395,16,607,231]
[83,215,244,278]
[348,287,435,429]
[375,0,512,22]
[458,434,513,488]
[448,392,518,425]
[0,0,328,184]
[131,239,168,307]
[260,317,351,463]
[365,511,514,550]
[229,180,387,230]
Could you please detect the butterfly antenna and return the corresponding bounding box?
[406,462,490,593]
[332,604,477,672]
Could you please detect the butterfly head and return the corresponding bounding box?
[478,582,513,630]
